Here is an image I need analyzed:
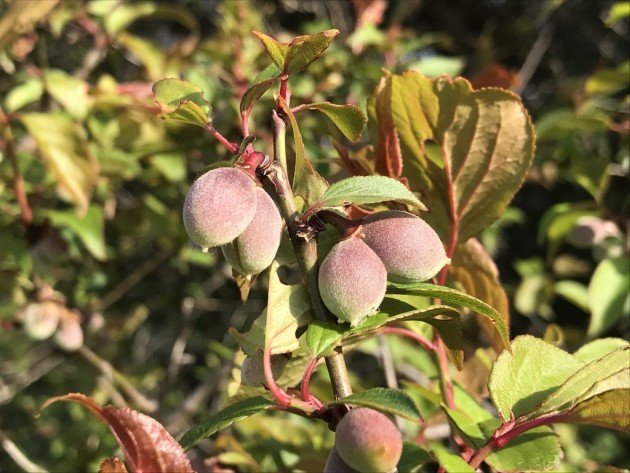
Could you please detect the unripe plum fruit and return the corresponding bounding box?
[54,317,84,352]
[323,448,360,473]
[23,302,60,340]
[183,167,257,249]
[318,236,387,326]
[361,210,449,283]
[222,187,283,275]
[240,349,288,387]
[335,408,402,473]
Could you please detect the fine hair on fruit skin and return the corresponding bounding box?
[318,236,387,326]
[182,167,258,249]
[222,187,283,275]
[334,407,403,473]
[361,210,450,283]
[323,448,360,472]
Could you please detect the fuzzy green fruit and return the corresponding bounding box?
[222,187,283,275]
[323,448,360,473]
[318,237,387,326]
[183,167,257,249]
[240,349,288,387]
[335,408,402,473]
[362,210,449,282]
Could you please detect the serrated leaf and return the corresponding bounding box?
[152,78,210,127]
[449,238,510,354]
[305,320,347,356]
[279,95,329,204]
[41,393,194,473]
[389,282,510,352]
[526,346,630,420]
[179,396,275,450]
[316,176,426,210]
[370,72,535,242]
[265,261,313,355]
[240,63,282,115]
[44,205,106,261]
[488,336,584,420]
[587,256,630,337]
[563,389,630,431]
[284,30,339,75]
[299,102,366,142]
[328,388,421,421]
[21,112,99,217]
[253,31,288,69]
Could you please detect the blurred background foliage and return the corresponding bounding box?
[0,0,628,471]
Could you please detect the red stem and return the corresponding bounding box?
[1,111,33,225]
[263,346,292,407]
[380,327,435,351]
[205,124,238,154]
[300,357,319,402]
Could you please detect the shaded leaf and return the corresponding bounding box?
[563,388,630,431]
[488,336,584,420]
[431,447,475,473]
[305,320,347,356]
[152,78,210,127]
[253,31,288,69]
[328,388,421,421]
[389,282,510,352]
[587,256,630,337]
[284,30,339,75]
[279,95,329,204]
[316,176,426,210]
[397,442,432,473]
[265,262,313,355]
[369,72,535,242]
[300,102,366,142]
[41,393,194,473]
[449,238,510,354]
[240,63,282,116]
[21,112,99,216]
[43,205,106,261]
[179,396,275,450]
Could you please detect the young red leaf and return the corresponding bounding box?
[99,457,129,473]
[41,393,195,473]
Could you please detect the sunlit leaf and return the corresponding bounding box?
[44,69,91,120]
[449,238,510,354]
[299,102,366,142]
[179,396,275,450]
[253,31,288,69]
[44,205,106,261]
[563,388,630,431]
[21,112,99,216]
[431,447,475,473]
[240,63,282,116]
[4,77,43,112]
[284,30,339,75]
[305,320,347,356]
[152,78,210,127]
[587,257,630,337]
[328,388,421,421]
[488,336,583,420]
[41,393,194,473]
[574,338,630,363]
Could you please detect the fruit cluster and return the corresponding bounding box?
[183,167,283,276]
[324,408,403,473]
[319,210,449,326]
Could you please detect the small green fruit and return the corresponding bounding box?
[362,210,449,282]
[323,448,360,473]
[23,302,60,340]
[183,167,257,249]
[335,408,402,473]
[222,187,283,275]
[318,236,387,326]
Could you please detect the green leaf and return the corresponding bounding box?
[152,78,210,127]
[554,280,589,313]
[327,388,421,421]
[449,238,510,354]
[316,176,426,210]
[265,261,313,355]
[305,320,347,356]
[389,282,510,352]
[526,346,630,419]
[253,31,288,69]
[240,63,282,115]
[179,397,275,450]
[574,338,630,363]
[605,2,630,26]
[44,69,91,120]
[280,95,329,204]
[587,257,630,337]
[488,336,584,420]
[431,447,475,473]
[564,388,630,431]
[4,77,43,112]
[21,112,99,217]
[299,102,366,142]
[397,442,432,473]
[284,29,339,75]
[369,72,535,243]
[44,205,106,261]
